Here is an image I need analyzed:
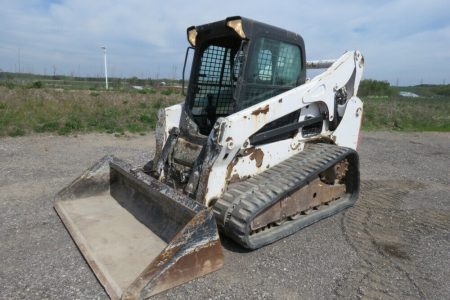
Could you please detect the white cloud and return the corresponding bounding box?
[0,0,448,84]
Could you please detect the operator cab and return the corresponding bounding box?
[184,16,306,135]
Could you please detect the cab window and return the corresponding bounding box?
[248,37,301,86]
[242,37,302,109]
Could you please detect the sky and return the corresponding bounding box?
[0,0,449,85]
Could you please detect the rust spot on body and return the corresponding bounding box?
[243,148,264,168]
[251,105,269,116]
[229,174,241,184]
[225,158,238,182]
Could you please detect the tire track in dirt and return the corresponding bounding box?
[335,180,450,299]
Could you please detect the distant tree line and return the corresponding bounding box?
[358,79,393,97]
[420,84,450,97]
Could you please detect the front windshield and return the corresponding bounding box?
[191,44,235,117]
[189,39,242,134]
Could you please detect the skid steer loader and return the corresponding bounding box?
[55,16,364,299]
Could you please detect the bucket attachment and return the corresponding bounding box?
[54,156,223,299]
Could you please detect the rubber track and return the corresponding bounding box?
[213,143,359,249]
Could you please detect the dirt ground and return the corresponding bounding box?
[1,131,449,299]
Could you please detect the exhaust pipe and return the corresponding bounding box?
[54,156,223,299]
[305,59,336,69]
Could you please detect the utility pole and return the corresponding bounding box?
[100,46,109,89]
[18,48,21,73]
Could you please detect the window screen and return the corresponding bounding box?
[191,45,236,117]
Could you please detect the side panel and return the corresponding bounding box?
[203,51,364,206]
[227,139,306,183]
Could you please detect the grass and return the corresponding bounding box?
[362,95,450,131]
[0,80,449,137]
[0,86,180,136]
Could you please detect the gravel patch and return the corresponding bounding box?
[0,131,449,299]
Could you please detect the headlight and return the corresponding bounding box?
[226,18,246,39]
[187,26,198,47]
